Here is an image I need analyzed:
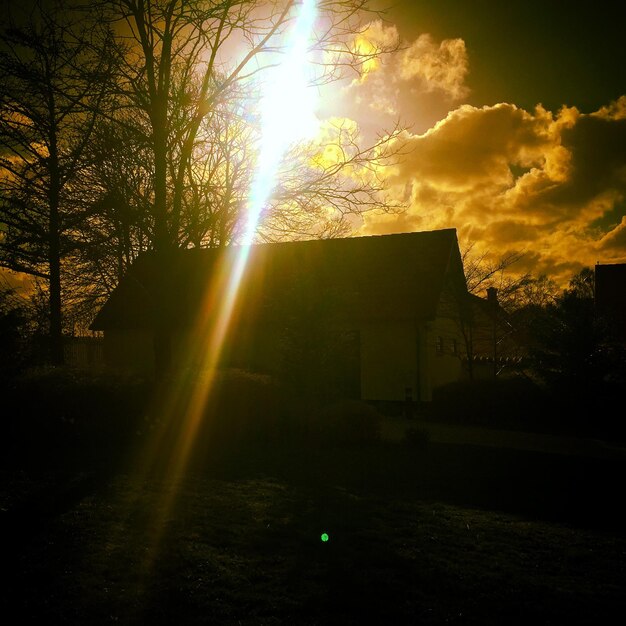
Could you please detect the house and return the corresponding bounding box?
[90,228,470,404]
[460,289,525,379]
[595,262,626,345]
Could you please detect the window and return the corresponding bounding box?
[436,336,444,356]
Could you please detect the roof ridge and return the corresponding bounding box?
[158,228,458,255]
[91,228,464,330]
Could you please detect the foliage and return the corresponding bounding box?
[529,268,626,400]
[0,280,56,372]
[1,365,152,466]
[404,425,431,448]
[565,266,595,300]
[0,285,29,375]
[181,370,380,452]
[6,366,151,420]
[307,399,382,445]
[454,244,559,381]
[430,378,552,431]
[184,368,284,454]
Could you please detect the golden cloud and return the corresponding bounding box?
[351,20,399,84]
[345,23,470,118]
[363,99,626,286]
[598,216,626,254]
[399,34,469,101]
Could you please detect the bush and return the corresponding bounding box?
[430,377,550,431]
[429,375,626,439]
[11,365,150,419]
[202,368,282,444]
[305,399,382,446]
[2,365,152,466]
[151,368,286,463]
[404,426,431,448]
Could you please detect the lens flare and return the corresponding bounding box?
[242,0,319,246]
[127,0,320,574]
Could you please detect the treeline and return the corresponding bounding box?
[434,266,626,438]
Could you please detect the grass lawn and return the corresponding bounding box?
[2,439,626,625]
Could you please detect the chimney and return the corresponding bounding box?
[486,287,498,306]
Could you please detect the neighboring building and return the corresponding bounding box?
[595,263,626,345]
[459,289,524,380]
[90,228,470,403]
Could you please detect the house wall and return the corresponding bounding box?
[425,315,464,398]
[104,317,464,404]
[103,329,154,374]
[103,327,275,375]
[360,322,419,403]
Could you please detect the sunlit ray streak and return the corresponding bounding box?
[126,0,319,572]
[243,0,319,246]
[170,0,319,472]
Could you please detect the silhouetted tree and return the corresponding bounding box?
[528,268,626,430]
[0,0,114,362]
[564,266,595,300]
[0,282,29,375]
[2,1,406,368]
[65,114,155,320]
[461,244,538,310]
[91,0,399,252]
[259,117,405,242]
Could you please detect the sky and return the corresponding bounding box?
[332,0,626,285]
[2,0,626,292]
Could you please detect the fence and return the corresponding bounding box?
[64,337,105,370]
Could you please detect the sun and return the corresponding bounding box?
[259,0,319,158]
[239,0,319,246]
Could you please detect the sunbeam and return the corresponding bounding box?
[133,0,320,571]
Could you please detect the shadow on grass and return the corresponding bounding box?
[3,369,625,623]
[2,457,625,625]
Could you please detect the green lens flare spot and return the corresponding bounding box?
[321,533,329,542]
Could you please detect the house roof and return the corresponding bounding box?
[90,228,465,330]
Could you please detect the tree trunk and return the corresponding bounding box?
[48,217,64,365]
[48,126,64,366]
[151,112,173,377]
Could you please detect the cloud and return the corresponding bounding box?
[598,216,626,254]
[388,103,554,191]
[351,20,399,83]
[363,98,626,286]
[345,22,470,118]
[399,34,469,101]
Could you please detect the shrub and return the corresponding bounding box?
[404,426,431,448]
[306,399,382,446]
[2,365,152,466]
[157,368,286,462]
[430,377,550,431]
